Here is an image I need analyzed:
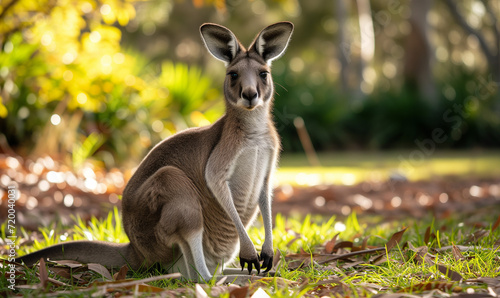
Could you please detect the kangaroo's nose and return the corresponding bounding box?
[242,90,258,102]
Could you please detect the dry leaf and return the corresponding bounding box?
[437,264,463,281]
[451,243,465,261]
[88,263,113,280]
[333,241,353,251]
[195,283,209,298]
[492,215,500,232]
[371,254,388,265]
[325,234,339,254]
[386,227,407,251]
[134,284,166,293]
[49,260,83,268]
[408,242,434,265]
[50,267,72,279]
[361,236,370,250]
[230,285,249,298]
[114,264,129,281]
[466,230,490,243]
[38,258,48,289]
[398,281,457,293]
[424,226,431,244]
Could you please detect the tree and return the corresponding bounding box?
[443,0,500,82]
[403,0,437,106]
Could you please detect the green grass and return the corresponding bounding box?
[2,209,499,297]
[277,150,500,185]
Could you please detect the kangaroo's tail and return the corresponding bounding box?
[16,241,141,269]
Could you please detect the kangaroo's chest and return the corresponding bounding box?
[228,144,271,221]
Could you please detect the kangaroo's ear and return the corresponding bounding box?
[252,22,294,65]
[200,23,240,65]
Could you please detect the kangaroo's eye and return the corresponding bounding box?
[259,72,268,80]
[228,72,238,79]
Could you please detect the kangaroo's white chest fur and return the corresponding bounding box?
[229,142,271,218]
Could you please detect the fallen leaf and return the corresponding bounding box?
[230,285,249,298]
[408,242,434,265]
[466,230,490,243]
[195,283,209,298]
[216,276,228,286]
[477,276,500,296]
[88,263,113,280]
[361,236,370,250]
[87,273,180,295]
[333,241,353,252]
[451,243,465,261]
[50,267,72,279]
[316,277,346,286]
[49,260,83,268]
[325,234,339,254]
[114,264,128,281]
[451,294,496,298]
[135,284,166,293]
[310,284,346,297]
[341,260,364,269]
[386,228,407,251]
[38,258,48,289]
[492,215,500,232]
[371,254,388,265]
[398,281,457,293]
[424,226,431,244]
[437,264,463,281]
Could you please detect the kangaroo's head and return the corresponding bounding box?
[200,22,293,111]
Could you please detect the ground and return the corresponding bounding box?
[0,151,499,297]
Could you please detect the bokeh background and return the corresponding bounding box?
[2,0,499,163]
[0,0,499,224]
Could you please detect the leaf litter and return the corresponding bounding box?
[1,154,500,296]
[3,218,500,297]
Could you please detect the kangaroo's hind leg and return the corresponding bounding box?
[177,230,212,281]
[150,166,212,281]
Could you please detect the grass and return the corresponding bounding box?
[277,150,500,185]
[2,209,499,297]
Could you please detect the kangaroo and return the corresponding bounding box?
[15,22,294,281]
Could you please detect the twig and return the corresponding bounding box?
[316,247,386,265]
[294,117,321,167]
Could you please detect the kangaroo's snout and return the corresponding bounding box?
[241,88,259,109]
[242,89,258,101]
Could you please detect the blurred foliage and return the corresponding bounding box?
[0,0,499,168]
[0,0,222,167]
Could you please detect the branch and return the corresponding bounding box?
[0,0,20,20]
[443,0,495,65]
[481,0,499,59]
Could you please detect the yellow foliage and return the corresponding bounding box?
[0,97,7,118]
[0,0,224,164]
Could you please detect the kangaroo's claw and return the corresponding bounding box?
[240,257,261,275]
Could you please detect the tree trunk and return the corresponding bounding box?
[403,0,438,106]
[336,0,349,93]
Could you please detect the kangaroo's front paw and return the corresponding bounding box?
[259,246,274,273]
[239,250,260,275]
